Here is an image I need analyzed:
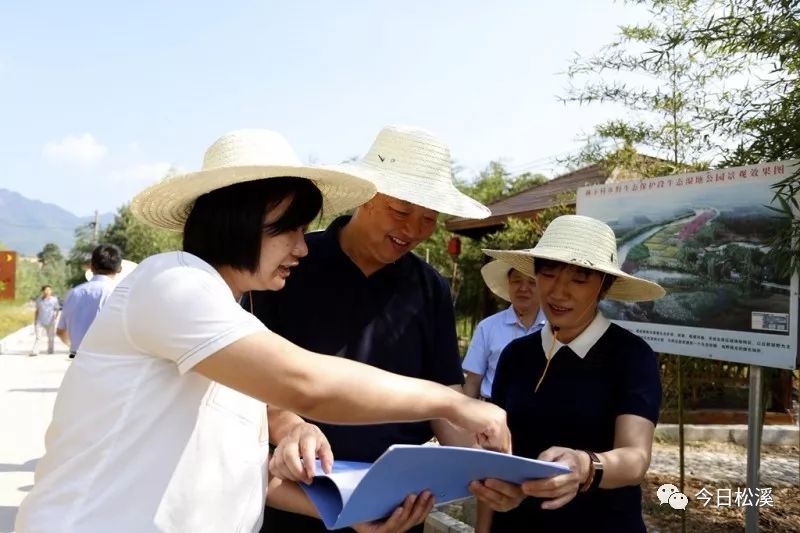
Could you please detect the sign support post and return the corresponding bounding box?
[745,365,764,533]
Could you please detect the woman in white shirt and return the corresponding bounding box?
[16,130,509,533]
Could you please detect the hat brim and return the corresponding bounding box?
[481,260,536,302]
[326,161,491,220]
[482,248,666,302]
[85,259,138,282]
[131,165,377,231]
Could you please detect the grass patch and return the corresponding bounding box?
[660,246,679,258]
[0,301,33,339]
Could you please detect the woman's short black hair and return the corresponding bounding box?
[533,258,616,296]
[182,177,323,272]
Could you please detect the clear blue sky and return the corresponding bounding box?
[0,1,645,216]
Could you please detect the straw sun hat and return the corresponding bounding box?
[483,215,665,302]
[480,260,534,302]
[131,129,378,231]
[330,125,491,220]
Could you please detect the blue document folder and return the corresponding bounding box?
[299,444,571,530]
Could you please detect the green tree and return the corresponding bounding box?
[14,261,42,302]
[681,0,800,275]
[36,243,64,265]
[684,0,800,164]
[102,204,182,263]
[409,161,551,343]
[65,222,98,287]
[561,0,741,174]
[448,194,574,341]
[598,1,800,273]
[676,243,698,267]
[65,204,182,288]
[418,161,547,278]
[455,162,547,205]
[627,243,651,262]
[36,242,68,297]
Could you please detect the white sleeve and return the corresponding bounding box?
[461,320,489,375]
[124,264,267,374]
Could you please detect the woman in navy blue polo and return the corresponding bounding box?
[478,215,666,532]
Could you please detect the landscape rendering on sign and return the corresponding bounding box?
[583,176,791,335]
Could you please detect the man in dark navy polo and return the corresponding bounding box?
[249,125,491,533]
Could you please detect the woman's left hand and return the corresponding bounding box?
[469,479,525,512]
[520,447,588,510]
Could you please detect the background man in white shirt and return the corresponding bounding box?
[463,261,547,399]
[29,284,60,356]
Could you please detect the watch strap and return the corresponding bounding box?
[579,450,603,492]
[587,450,603,491]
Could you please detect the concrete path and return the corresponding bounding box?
[649,441,799,488]
[656,423,798,447]
[0,326,70,533]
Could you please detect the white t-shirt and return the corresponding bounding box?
[16,252,270,533]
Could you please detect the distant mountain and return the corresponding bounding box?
[0,189,114,256]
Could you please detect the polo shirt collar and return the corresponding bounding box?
[503,306,547,329]
[319,216,351,259]
[320,215,410,280]
[502,306,519,325]
[540,311,611,359]
[534,308,547,328]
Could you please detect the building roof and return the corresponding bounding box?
[446,163,610,235]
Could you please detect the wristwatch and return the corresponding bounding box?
[579,450,604,492]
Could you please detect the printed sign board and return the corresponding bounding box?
[578,161,799,369]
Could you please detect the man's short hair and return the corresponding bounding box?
[91,244,123,275]
[182,177,323,273]
[41,285,52,291]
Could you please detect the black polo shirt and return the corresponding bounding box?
[247,216,464,461]
[490,323,661,533]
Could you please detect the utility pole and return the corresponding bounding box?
[92,209,100,244]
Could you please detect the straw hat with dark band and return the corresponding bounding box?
[483,215,665,302]
[329,125,491,220]
[131,129,378,231]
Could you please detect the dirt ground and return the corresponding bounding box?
[642,473,800,532]
[643,442,800,533]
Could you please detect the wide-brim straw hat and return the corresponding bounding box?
[85,259,138,282]
[327,125,491,219]
[131,129,377,231]
[483,214,665,302]
[481,260,534,302]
